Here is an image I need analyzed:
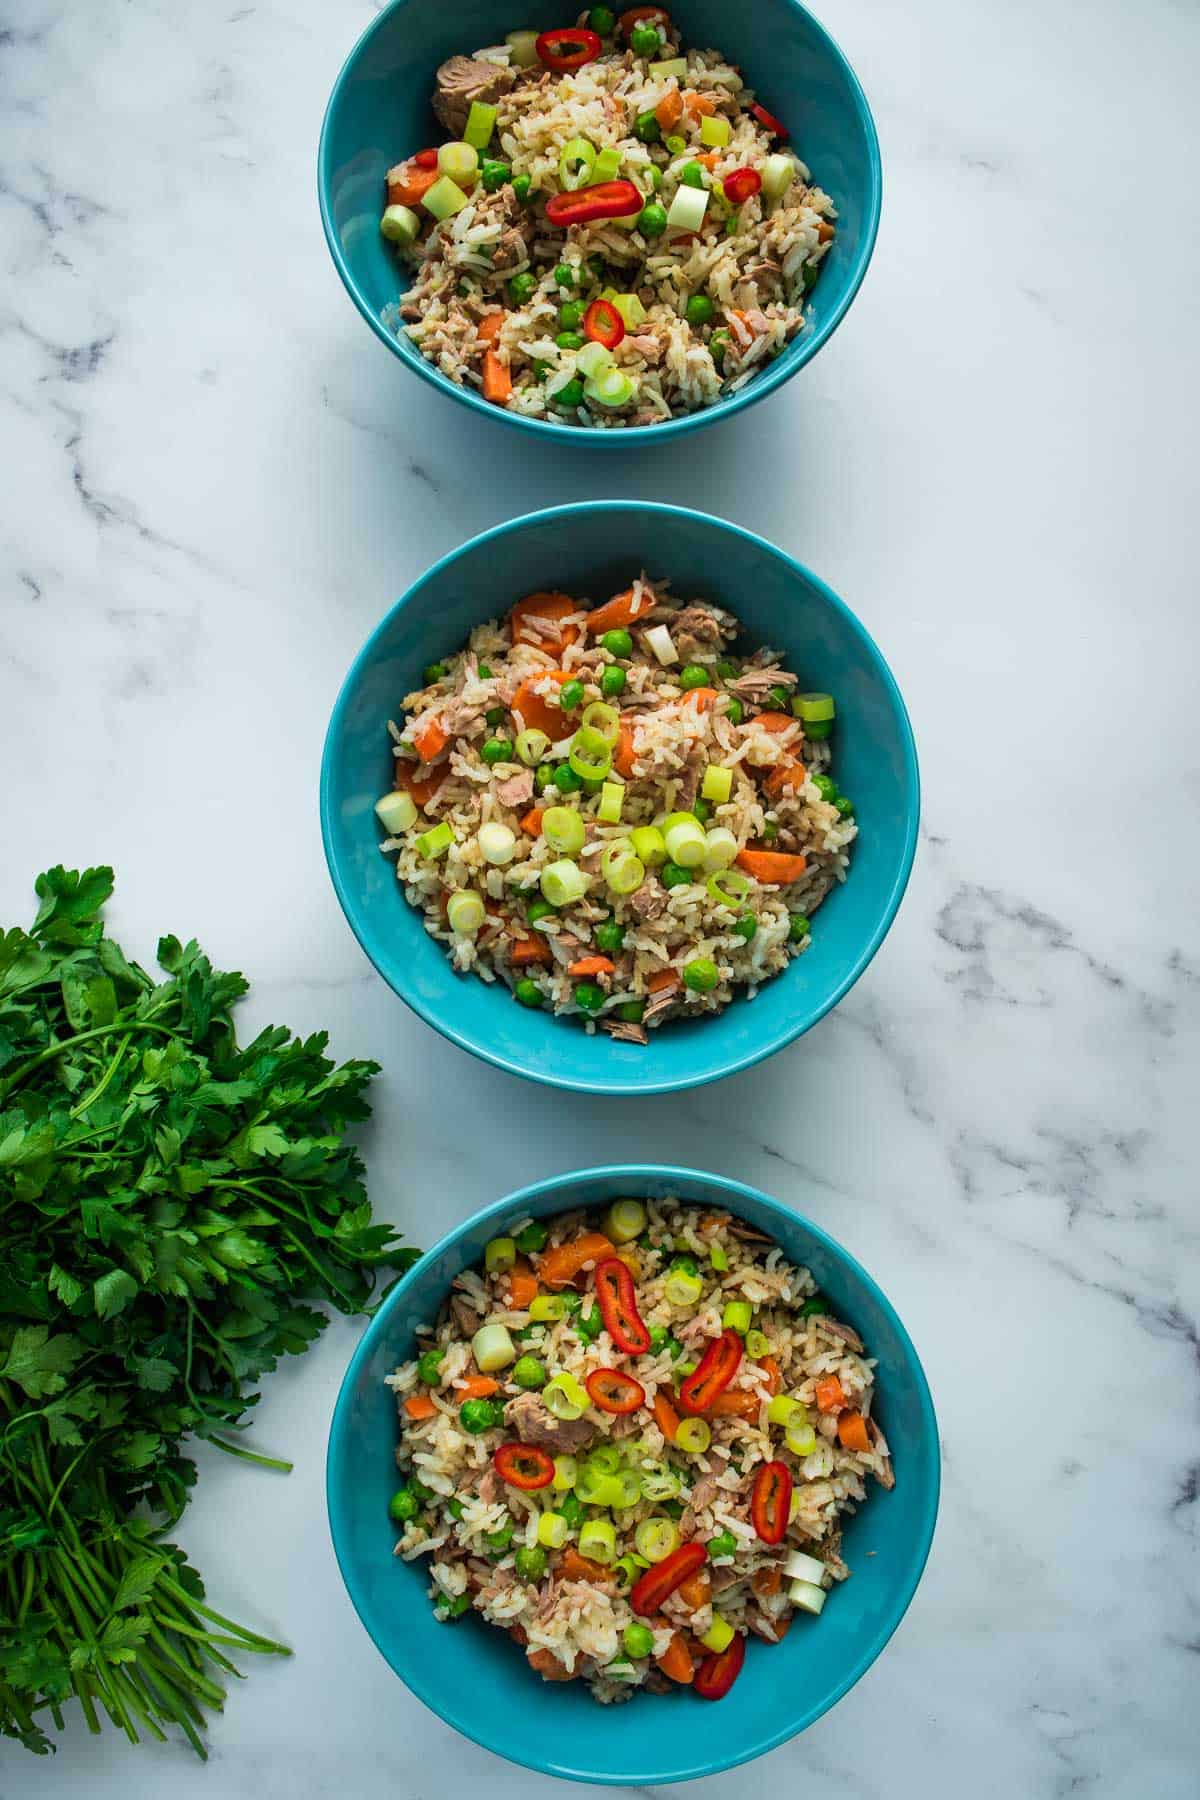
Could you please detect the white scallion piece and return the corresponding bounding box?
[666,184,709,234]
[788,1578,827,1615]
[784,1550,826,1585]
[478,822,516,865]
[644,623,677,666]
[375,790,417,835]
[506,28,539,67]
[471,1323,516,1372]
[761,153,796,200]
[446,891,485,936]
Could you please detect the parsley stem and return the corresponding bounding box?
[208,1433,294,1474]
[0,1019,178,1101]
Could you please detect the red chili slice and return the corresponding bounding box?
[619,6,671,37]
[585,1367,645,1415]
[676,1328,743,1416]
[544,180,644,229]
[750,1460,792,1545]
[583,298,625,350]
[493,1441,555,1490]
[751,101,789,140]
[723,168,763,206]
[594,1257,652,1355]
[630,1541,707,1617]
[694,1629,746,1700]
[536,28,603,71]
[413,148,440,169]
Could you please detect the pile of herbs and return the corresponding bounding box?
[0,867,414,1757]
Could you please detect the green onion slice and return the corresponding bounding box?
[515,727,550,766]
[542,805,586,856]
[590,146,622,184]
[706,868,751,907]
[568,729,613,782]
[793,692,836,722]
[581,701,620,745]
[541,859,587,907]
[559,136,597,191]
[415,821,453,859]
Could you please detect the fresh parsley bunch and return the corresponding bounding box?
[0,867,415,1757]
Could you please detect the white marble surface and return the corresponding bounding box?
[2,0,1198,1793]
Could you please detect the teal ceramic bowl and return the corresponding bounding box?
[327,1165,940,1784]
[318,0,881,445]
[319,502,919,1096]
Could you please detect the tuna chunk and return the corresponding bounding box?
[504,1391,596,1454]
[494,769,534,809]
[432,56,515,139]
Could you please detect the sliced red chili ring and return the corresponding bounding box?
[694,1628,746,1700]
[594,1256,652,1355]
[493,1441,555,1490]
[585,1367,645,1415]
[536,27,603,71]
[676,1328,743,1416]
[619,6,671,37]
[544,180,644,228]
[583,298,625,350]
[750,1459,792,1545]
[412,148,440,169]
[723,167,763,206]
[630,1540,707,1616]
[751,101,789,140]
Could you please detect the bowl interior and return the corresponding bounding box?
[320,503,918,1095]
[319,0,881,442]
[327,1166,940,1785]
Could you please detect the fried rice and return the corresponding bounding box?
[379,10,837,427]
[385,1197,894,1701]
[374,576,857,1042]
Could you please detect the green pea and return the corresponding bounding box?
[526,897,557,925]
[813,773,838,802]
[724,697,744,725]
[560,679,585,711]
[514,977,544,1008]
[424,661,448,683]
[732,914,757,942]
[515,1544,548,1582]
[638,201,668,237]
[680,162,706,189]
[595,919,625,954]
[436,1592,471,1619]
[710,328,731,367]
[481,159,511,193]
[623,1622,655,1659]
[512,174,532,202]
[667,1336,685,1360]
[576,1304,602,1342]
[560,299,585,330]
[553,762,583,793]
[617,998,645,1023]
[485,705,507,726]
[648,1323,670,1352]
[707,1529,738,1559]
[574,981,605,1014]
[553,376,585,409]
[683,957,719,993]
[536,763,557,790]
[685,294,715,327]
[789,913,811,943]
[556,331,585,351]
[650,165,663,191]
[692,798,712,823]
[767,685,791,711]
[508,272,536,305]
[559,1492,585,1528]
[554,263,577,288]
[800,1295,827,1318]
[512,1355,547,1390]
[600,663,626,699]
[762,820,779,842]
[678,663,709,690]
[487,1520,515,1552]
[835,795,854,818]
[388,1487,419,1523]
[588,5,616,33]
[630,23,661,54]
[459,1398,499,1434]
[417,1350,443,1385]
[482,737,513,765]
[515,1220,549,1255]
[660,861,692,889]
[716,658,738,680]
[477,663,493,679]
[634,110,661,143]
[447,1496,465,1520]
[600,628,633,658]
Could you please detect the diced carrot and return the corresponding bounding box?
[536,1231,615,1289]
[567,955,615,978]
[410,713,449,763]
[585,584,657,637]
[394,762,445,809]
[482,349,512,404]
[683,686,719,712]
[698,1213,730,1232]
[817,219,835,242]
[763,1611,792,1643]
[403,1394,437,1421]
[752,1566,782,1599]
[647,967,682,995]
[613,718,637,778]
[655,1628,695,1684]
[755,712,796,733]
[505,1258,539,1309]
[814,1374,847,1415]
[652,1390,680,1442]
[655,86,684,131]
[763,758,804,799]
[682,90,717,117]
[757,1354,783,1396]
[558,1547,610,1583]
[511,670,572,739]
[678,1570,712,1611]
[527,1647,576,1682]
[695,150,720,169]
[509,1623,528,1646]
[455,1375,500,1400]
[510,591,580,650]
[708,1389,760,1422]
[510,933,553,967]
[734,849,809,886]
[519,807,544,838]
[837,1410,872,1453]
[387,161,439,207]
[477,311,505,343]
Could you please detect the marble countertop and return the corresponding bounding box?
[2,0,1197,1794]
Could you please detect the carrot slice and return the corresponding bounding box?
[683,686,719,712]
[613,718,638,778]
[682,90,717,117]
[763,758,804,799]
[482,349,512,404]
[655,86,683,131]
[585,585,657,637]
[647,967,682,995]
[477,311,505,343]
[558,1547,610,1583]
[505,1259,539,1309]
[510,934,552,967]
[512,670,572,739]
[652,1389,680,1443]
[567,955,615,978]
[817,219,835,242]
[755,712,796,734]
[527,1647,576,1682]
[510,591,579,650]
[536,1231,615,1289]
[455,1375,499,1400]
[655,1628,695,1684]
[837,1410,872,1453]
[387,161,439,207]
[403,1394,437,1421]
[756,1354,783,1396]
[410,714,449,763]
[695,150,720,169]
[766,1612,793,1643]
[519,807,544,838]
[735,848,808,886]
[752,1566,782,1599]
[814,1374,847,1414]
[394,762,445,809]
[708,1389,760,1422]
[678,1569,712,1611]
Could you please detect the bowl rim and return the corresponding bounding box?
[319,499,921,1096]
[326,1162,941,1785]
[316,0,882,448]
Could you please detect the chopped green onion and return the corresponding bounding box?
[598,780,625,824]
[613,1554,645,1591]
[722,1299,753,1335]
[437,142,479,187]
[575,1465,627,1507]
[601,845,645,895]
[590,146,622,184]
[785,1419,817,1457]
[634,1516,681,1563]
[415,821,453,859]
[542,804,586,856]
[630,824,667,866]
[648,57,687,79]
[506,27,540,66]
[568,726,614,781]
[537,1510,570,1549]
[793,692,836,723]
[541,859,588,907]
[701,764,733,805]
[463,101,498,150]
[788,1578,827,1615]
[515,727,550,766]
[553,1454,579,1491]
[576,340,615,379]
[584,367,637,410]
[706,867,751,906]
[375,789,417,834]
[599,287,648,328]
[471,1322,516,1372]
[666,184,709,232]
[579,1518,617,1564]
[559,136,597,190]
[699,1613,735,1653]
[603,1199,647,1243]
[702,828,739,874]
[700,113,732,149]
[746,1328,771,1359]
[761,152,795,199]
[639,1463,682,1502]
[674,1417,711,1454]
[478,822,516,865]
[446,890,485,935]
[785,1550,827,1585]
[484,1236,516,1273]
[529,1295,569,1322]
[664,1267,703,1309]
[581,701,621,744]
[586,1443,624,1475]
[768,1394,806,1427]
[710,1243,729,1272]
[421,175,471,220]
[380,204,421,246]
[543,1372,589,1421]
[707,1528,737,1560]
[662,812,706,867]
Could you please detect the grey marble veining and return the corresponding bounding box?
[2,0,1198,1795]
